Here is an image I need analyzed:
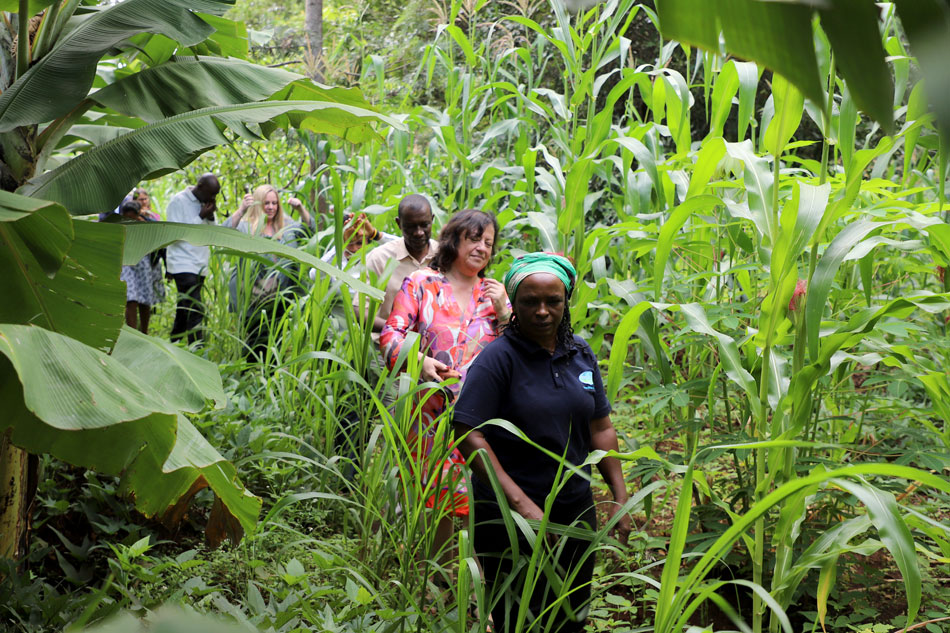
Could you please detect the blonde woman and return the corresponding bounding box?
[223,184,313,237]
[222,185,316,357]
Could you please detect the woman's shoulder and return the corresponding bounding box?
[406,267,445,284]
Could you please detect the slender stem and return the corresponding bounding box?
[801,54,837,462]
[818,57,836,187]
[16,0,30,79]
[938,146,948,224]
[753,344,770,633]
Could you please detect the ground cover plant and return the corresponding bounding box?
[2,0,950,632]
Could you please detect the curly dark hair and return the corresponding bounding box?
[505,300,576,350]
[430,209,499,277]
[119,200,141,217]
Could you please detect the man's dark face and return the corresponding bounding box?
[397,206,433,256]
[194,186,219,205]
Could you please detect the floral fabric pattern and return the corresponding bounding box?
[381,268,502,394]
[380,267,504,517]
[121,256,158,305]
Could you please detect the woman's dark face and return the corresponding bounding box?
[513,273,566,348]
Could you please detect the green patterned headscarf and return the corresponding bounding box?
[503,252,576,300]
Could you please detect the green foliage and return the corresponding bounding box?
[6,1,950,632]
[0,0,390,548]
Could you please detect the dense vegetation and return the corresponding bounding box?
[3,1,950,632]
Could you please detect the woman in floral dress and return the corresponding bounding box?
[381,209,510,554]
[118,200,156,333]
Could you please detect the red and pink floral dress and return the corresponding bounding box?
[380,268,505,516]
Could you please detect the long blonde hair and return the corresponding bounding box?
[243,184,285,235]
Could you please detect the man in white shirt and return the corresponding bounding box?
[361,194,438,334]
[165,173,220,344]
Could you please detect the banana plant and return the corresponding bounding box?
[0,0,390,559]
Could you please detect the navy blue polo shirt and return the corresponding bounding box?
[453,329,611,507]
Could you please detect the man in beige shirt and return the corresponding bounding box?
[362,194,439,333]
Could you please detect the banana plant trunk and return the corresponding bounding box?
[0,125,36,191]
[0,430,34,566]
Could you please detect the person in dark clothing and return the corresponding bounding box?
[453,252,631,633]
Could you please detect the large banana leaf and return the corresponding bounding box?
[0,325,259,543]
[0,190,72,275]
[1,191,381,356]
[121,221,383,299]
[93,56,376,124]
[261,80,388,143]
[0,192,124,350]
[20,100,398,215]
[1,325,224,431]
[0,0,235,132]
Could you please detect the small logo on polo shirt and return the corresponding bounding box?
[578,371,595,391]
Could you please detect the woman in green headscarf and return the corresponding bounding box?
[453,252,631,633]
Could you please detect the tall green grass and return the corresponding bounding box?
[129,0,950,630]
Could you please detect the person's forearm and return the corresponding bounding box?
[591,425,628,503]
[298,205,313,228]
[456,427,534,513]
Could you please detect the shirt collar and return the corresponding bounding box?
[503,327,577,360]
[394,238,437,264]
[185,187,199,203]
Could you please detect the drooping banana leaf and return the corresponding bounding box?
[20,100,399,215]
[0,192,124,351]
[1,191,382,357]
[0,325,259,543]
[40,57,385,175]
[58,123,136,147]
[120,221,383,300]
[0,190,73,275]
[94,56,377,124]
[0,0,235,132]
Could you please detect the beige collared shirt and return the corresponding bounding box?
[361,237,439,327]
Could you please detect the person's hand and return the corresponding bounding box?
[421,356,449,382]
[482,278,510,320]
[238,192,254,213]
[436,366,461,381]
[515,498,544,522]
[515,498,560,547]
[198,200,216,221]
[606,504,633,546]
[287,197,303,212]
